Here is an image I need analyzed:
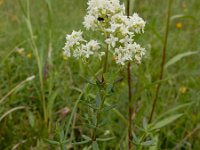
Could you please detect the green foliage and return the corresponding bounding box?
[0,0,200,149]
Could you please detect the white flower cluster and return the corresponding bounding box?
[83,0,146,65]
[83,0,125,31]
[63,31,104,59]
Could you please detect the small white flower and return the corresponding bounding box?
[105,35,118,47]
[82,44,94,58]
[83,15,97,30]
[106,23,120,33]
[87,40,100,51]
[73,47,84,58]
[119,25,130,35]
[119,35,133,44]
[65,30,85,47]
[128,13,146,34]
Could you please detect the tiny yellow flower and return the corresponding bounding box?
[176,22,183,29]
[27,53,32,59]
[179,86,187,94]
[0,0,4,6]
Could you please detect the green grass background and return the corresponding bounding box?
[0,0,200,149]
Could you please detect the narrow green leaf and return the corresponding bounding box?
[92,113,97,126]
[170,14,197,21]
[92,141,99,150]
[44,139,59,145]
[106,83,114,94]
[149,135,159,150]
[96,93,101,107]
[156,103,192,121]
[72,140,91,145]
[151,114,183,130]
[0,106,26,122]
[28,111,35,127]
[82,135,92,140]
[102,104,117,112]
[132,133,139,143]
[87,123,96,129]
[140,140,155,146]
[98,118,108,127]
[164,51,199,69]
[96,137,115,142]
[142,118,148,130]
[65,84,89,138]
[59,130,65,142]
[61,140,70,144]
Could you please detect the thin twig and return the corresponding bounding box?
[127,62,133,150]
[148,0,173,123]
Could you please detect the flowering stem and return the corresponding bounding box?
[148,0,173,123]
[127,62,133,149]
[92,45,109,142]
[126,0,133,149]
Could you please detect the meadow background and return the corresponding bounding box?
[0,0,200,149]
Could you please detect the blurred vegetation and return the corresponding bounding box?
[0,0,200,149]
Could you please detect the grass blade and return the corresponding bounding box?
[0,106,26,122]
[164,51,199,69]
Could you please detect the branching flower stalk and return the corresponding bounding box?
[63,0,146,148]
[148,0,173,123]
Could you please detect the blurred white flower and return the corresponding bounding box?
[63,46,71,57]
[83,0,125,31]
